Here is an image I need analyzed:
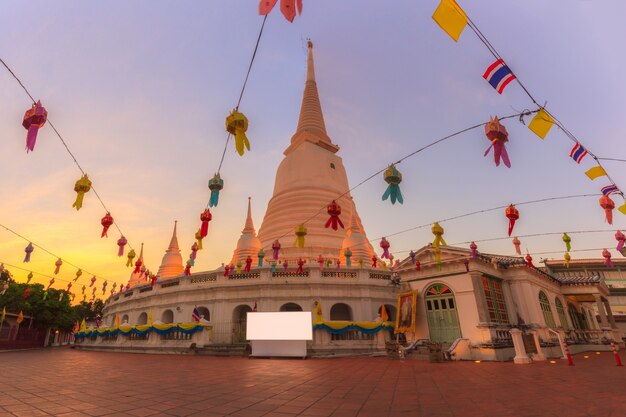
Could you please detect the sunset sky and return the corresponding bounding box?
[1,1,625,294]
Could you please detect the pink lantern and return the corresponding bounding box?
[22,100,48,153]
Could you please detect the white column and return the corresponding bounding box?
[594,295,609,328]
[530,330,546,361]
[604,301,618,330]
[509,328,531,364]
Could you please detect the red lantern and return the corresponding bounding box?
[23,288,30,299]
[505,204,519,236]
[415,260,421,271]
[244,256,252,273]
[224,264,230,277]
[525,253,534,268]
[101,212,114,238]
[133,259,143,274]
[297,258,304,273]
[599,195,615,225]
[324,200,344,231]
[371,256,378,268]
[200,209,212,238]
[22,100,48,153]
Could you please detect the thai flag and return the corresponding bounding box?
[191,307,200,322]
[602,185,619,196]
[483,59,516,94]
[570,143,588,164]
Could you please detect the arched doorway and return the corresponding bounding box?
[280,303,303,312]
[425,283,461,343]
[197,307,210,321]
[378,304,397,322]
[330,303,352,321]
[161,309,174,324]
[232,305,252,343]
[136,312,148,325]
[568,303,588,330]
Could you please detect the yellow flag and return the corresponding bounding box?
[314,301,324,324]
[585,166,607,180]
[148,308,153,325]
[432,0,468,42]
[80,318,87,332]
[381,304,389,322]
[115,313,120,328]
[618,202,626,215]
[16,310,24,325]
[1,306,6,323]
[528,108,555,139]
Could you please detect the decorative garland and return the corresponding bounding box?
[74,322,207,338]
[313,320,394,335]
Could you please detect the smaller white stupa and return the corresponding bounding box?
[157,221,184,279]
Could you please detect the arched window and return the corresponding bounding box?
[567,303,588,330]
[378,304,397,322]
[555,298,568,329]
[197,307,210,321]
[161,309,174,324]
[136,312,148,325]
[481,277,509,324]
[539,291,556,328]
[122,314,129,324]
[280,303,303,312]
[330,303,352,321]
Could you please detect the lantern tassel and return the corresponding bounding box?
[382,184,404,205]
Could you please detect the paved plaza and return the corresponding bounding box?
[0,348,625,417]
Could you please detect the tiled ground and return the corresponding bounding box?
[0,348,625,417]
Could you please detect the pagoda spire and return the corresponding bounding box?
[242,197,256,235]
[287,40,338,155]
[167,220,180,253]
[157,221,184,278]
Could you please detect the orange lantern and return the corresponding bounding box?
[505,204,519,236]
[599,195,615,225]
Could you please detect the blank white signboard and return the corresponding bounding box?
[246,312,313,341]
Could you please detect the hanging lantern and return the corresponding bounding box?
[344,248,352,267]
[297,258,305,273]
[562,233,571,252]
[389,253,394,266]
[505,204,519,236]
[272,240,281,260]
[126,249,136,267]
[371,255,378,268]
[259,0,303,22]
[325,259,332,268]
[382,164,404,205]
[23,242,34,263]
[409,250,416,265]
[23,288,30,299]
[325,201,344,231]
[257,248,265,267]
[431,223,447,248]
[317,255,324,269]
[434,246,442,270]
[72,174,92,210]
[415,260,421,271]
[46,278,54,290]
[67,282,73,292]
[43,290,49,301]
[525,253,534,268]
[199,209,212,238]
[615,231,626,252]
[564,252,571,268]
[81,285,86,295]
[244,256,253,272]
[117,236,127,257]
[223,264,230,277]
[74,269,82,282]
[100,212,114,238]
[599,195,615,224]
[184,260,192,276]
[225,109,250,156]
[470,242,477,258]
[512,236,521,255]
[151,275,159,287]
[111,283,117,292]
[133,257,143,274]
[53,258,62,275]
[22,100,48,153]
[603,249,614,267]
[208,173,224,208]
[294,224,307,248]
[195,229,203,250]
[26,272,33,284]
[102,281,107,295]
[89,276,96,287]
[484,116,511,168]
[336,259,341,269]
[229,264,235,276]
[190,242,198,261]
[270,262,277,273]
[379,237,391,259]
[236,261,242,274]
[358,257,364,268]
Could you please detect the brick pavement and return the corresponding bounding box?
[0,348,625,417]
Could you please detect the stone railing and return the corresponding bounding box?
[74,326,212,349]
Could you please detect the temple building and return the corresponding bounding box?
[87,43,624,361]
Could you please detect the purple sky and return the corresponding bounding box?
[1,1,625,290]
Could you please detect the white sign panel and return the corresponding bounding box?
[246,312,313,341]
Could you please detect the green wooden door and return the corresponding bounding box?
[425,284,462,343]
